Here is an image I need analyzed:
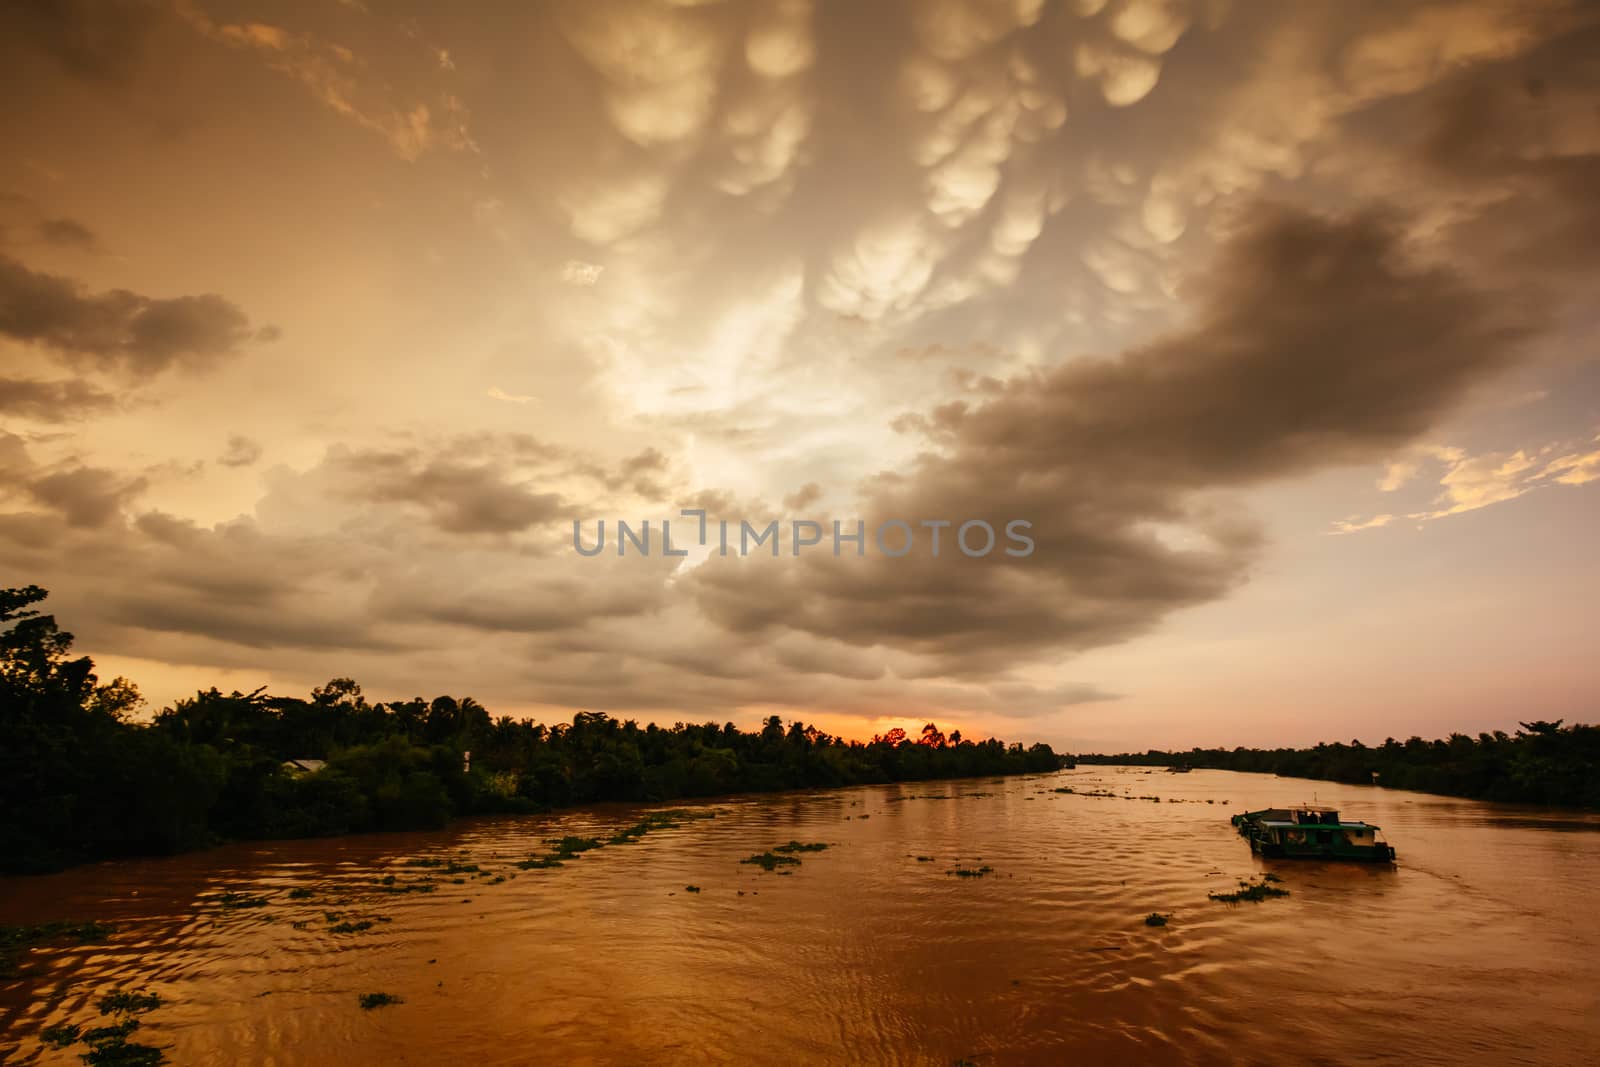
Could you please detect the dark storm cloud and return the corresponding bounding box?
[0,432,145,528]
[0,514,394,658]
[1418,20,1600,284]
[686,203,1529,674]
[925,206,1526,488]
[103,587,403,653]
[0,0,158,83]
[369,571,670,636]
[0,376,116,421]
[0,253,257,377]
[327,443,570,535]
[36,218,99,251]
[27,465,148,528]
[217,434,263,467]
[783,483,823,511]
[567,446,677,500]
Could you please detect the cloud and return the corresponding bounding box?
[561,260,604,286]
[0,253,257,377]
[0,0,157,83]
[783,482,823,511]
[0,376,116,421]
[1334,8,1600,301]
[685,203,1529,674]
[218,435,262,468]
[487,385,537,405]
[1336,432,1600,530]
[323,441,570,535]
[1539,440,1600,487]
[26,465,148,527]
[0,432,147,528]
[35,217,98,251]
[1,1,1595,732]
[1331,513,1395,535]
[176,5,475,161]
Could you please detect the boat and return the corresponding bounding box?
[1230,806,1396,862]
[1166,764,1191,773]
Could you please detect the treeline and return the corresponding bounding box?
[1080,723,1600,808]
[0,585,1060,875]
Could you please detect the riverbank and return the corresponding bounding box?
[7,584,1073,877]
[1079,719,1600,808]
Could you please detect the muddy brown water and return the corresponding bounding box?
[2,768,1598,1065]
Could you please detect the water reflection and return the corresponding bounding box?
[3,770,1598,1065]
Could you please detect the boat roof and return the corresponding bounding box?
[1241,807,1381,829]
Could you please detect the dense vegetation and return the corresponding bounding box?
[0,585,1061,875]
[1080,723,1600,808]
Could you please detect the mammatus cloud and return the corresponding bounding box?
[0,197,1569,720]
[687,203,1529,674]
[1,1,1596,734]
[0,253,261,378]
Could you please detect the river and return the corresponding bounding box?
[2,768,1597,1065]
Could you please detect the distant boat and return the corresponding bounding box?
[1166,764,1191,773]
[1231,807,1396,862]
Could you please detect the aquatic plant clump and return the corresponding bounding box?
[1050,786,1121,798]
[516,833,611,869]
[215,892,270,910]
[358,992,402,1010]
[71,1014,167,1066]
[82,1043,166,1067]
[82,1019,141,1045]
[741,851,802,871]
[1,920,115,976]
[609,808,718,844]
[1144,913,1171,927]
[377,880,437,895]
[97,990,162,1015]
[949,866,995,878]
[772,841,830,854]
[1209,874,1290,904]
[41,1021,82,1048]
[548,836,603,856]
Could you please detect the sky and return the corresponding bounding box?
[1,0,1597,752]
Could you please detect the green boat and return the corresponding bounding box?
[1231,806,1396,862]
